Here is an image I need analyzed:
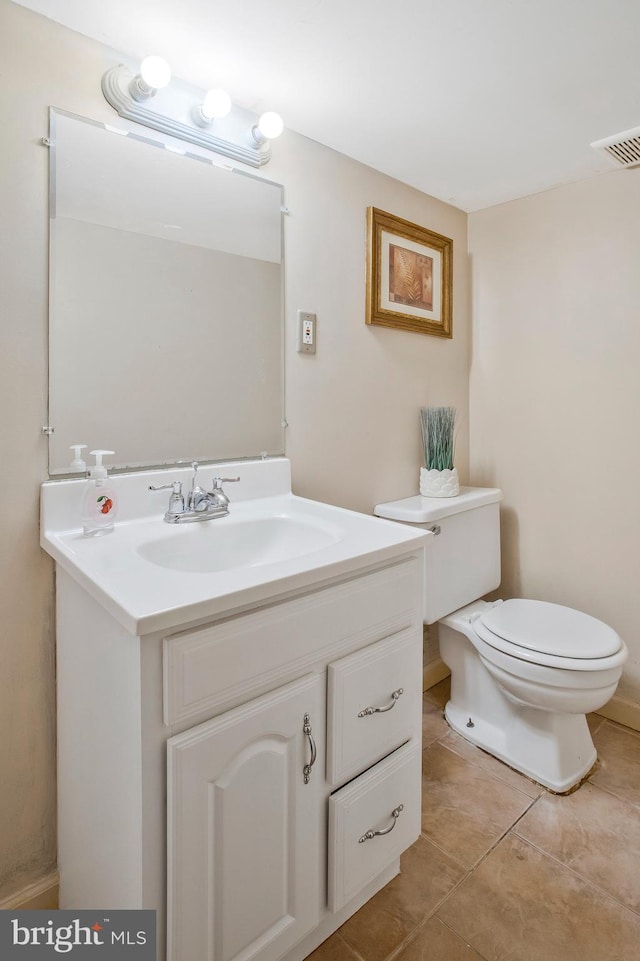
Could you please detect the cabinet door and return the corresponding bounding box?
[167,673,323,961]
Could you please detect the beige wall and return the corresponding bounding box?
[269,138,470,515]
[0,0,469,899]
[469,170,640,704]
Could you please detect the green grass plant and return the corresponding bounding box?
[420,406,456,471]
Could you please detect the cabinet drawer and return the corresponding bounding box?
[163,555,422,726]
[326,627,422,786]
[328,739,421,913]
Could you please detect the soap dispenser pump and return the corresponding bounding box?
[81,449,117,536]
[69,444,88,472]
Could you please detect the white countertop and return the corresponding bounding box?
[42,459,430,635]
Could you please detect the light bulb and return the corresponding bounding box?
[139,56,171,90]
[202,89,232,120]
[257,112,284,140]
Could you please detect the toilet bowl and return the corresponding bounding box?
[439,598,627,792]
[374,488,627,793]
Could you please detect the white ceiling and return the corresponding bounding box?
[13,0,640,211]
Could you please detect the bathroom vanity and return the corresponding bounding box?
[41,459,429,961]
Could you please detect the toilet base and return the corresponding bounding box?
[444,699,597,794]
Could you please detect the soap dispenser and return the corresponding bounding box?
[81,450,117,536]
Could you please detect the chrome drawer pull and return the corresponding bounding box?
[357,688,404,717]
[358,804,404,843]
[303,713,316,784]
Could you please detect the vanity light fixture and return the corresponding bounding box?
[128,56,172,102]
[101,57,283,168]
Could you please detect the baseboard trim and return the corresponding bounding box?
[0,872,59,910]
[596,692,640,733]
[423,658,450,692]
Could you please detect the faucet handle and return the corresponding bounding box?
[211,476,240,490]
[149,480,185,515]
[209,476,240,510]
[149,481,183,494]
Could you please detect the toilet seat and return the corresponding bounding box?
[473,598,625,671]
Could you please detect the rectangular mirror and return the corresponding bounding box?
[48,109,285,475]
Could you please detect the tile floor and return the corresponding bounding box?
[311,678,640,961]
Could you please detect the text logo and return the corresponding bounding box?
[0,911,155,959]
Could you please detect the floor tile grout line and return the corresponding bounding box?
[398,797,545,960]
[341,824,484,961]
[598,716,640,741]
[420,745,545,879]
[419,702,640,961]
[334,929,369,961]
[380,842,503,961]
[433,915,494,961]
[380,910,442,961]
[423,733,545,804]
[506,791,545,832]
[417,830,469,871]
[443,790,543,880]
[422,693,445,709]
[379,863,484,961]
[407,788,639,961]
[511,829,640,920]
[335,840,473,961]
[417,789,640,961]
[422,683,449,706]
[585,776,640,811]
[585,774,640,812]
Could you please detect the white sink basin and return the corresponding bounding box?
[136,514,341,573]
[41,459,431,634]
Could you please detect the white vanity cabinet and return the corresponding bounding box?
[158,555,423,961]
[55,552,424,961]
[45,460,429,961]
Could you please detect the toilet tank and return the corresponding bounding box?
[374,487,503,624]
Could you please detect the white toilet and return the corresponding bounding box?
[374,487,627,793]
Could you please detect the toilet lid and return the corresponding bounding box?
[478,599,622,660]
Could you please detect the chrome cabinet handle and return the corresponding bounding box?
[303,713,316,784]
[358,804,404,843]
[357,688,404,717]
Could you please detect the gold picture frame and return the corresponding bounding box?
[365,207,453,338]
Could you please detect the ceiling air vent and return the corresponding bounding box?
[591,126,640,168]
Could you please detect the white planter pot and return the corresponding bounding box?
[420,467,460,498]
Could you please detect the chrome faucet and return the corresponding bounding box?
[185,461,209,512]
[149,462,240,523]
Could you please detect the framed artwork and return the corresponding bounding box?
[365,207,453,337]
